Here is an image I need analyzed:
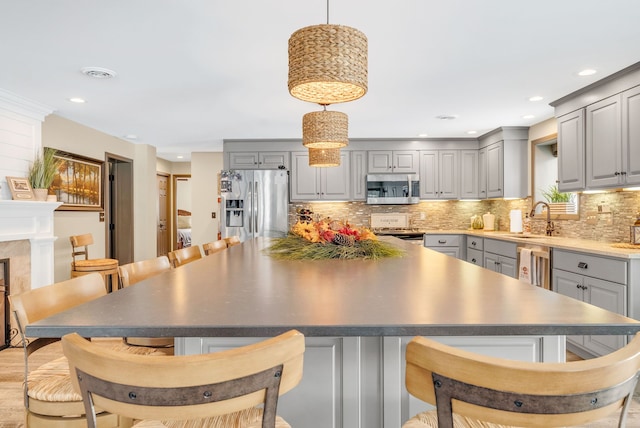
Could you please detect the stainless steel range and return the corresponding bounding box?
[370,213,426,244]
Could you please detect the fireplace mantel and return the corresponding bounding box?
[0,200,62,289]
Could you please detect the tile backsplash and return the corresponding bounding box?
[289,191,640,243]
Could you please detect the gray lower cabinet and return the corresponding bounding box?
[179,335,564,428]
[466,236,483,266]
[290,151,351,200]
[483,238,517,278]
[552,249,628,358]
[424,234,461,258]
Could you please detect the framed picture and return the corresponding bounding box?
[50,151,104,211]
[6,176,34,200]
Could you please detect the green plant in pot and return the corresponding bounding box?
[541,184,571,203]
[28,148,61,201]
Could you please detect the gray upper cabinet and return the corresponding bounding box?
[290,151,350,201]
[419,150,459,199]
[622,85,640,185]
[486,142,503,198]
[350,150,367,200]
[586,86,640,188]
[367,150,418,173]
[557,109,585,192]
[551,63,640,191]
[478,147,487,198]
[228,151,289,170]
[586,94,622,188]
[459,150,479,199]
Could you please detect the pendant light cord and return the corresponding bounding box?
[326,0,329,24]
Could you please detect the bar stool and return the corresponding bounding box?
[70,233,119,293]
[224,236,241,247]
[203,240,227,255]
[167,245,202,268]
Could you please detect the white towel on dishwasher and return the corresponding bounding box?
[519,248,532,283]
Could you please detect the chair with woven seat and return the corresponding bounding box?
[8,273,129,428]
[70,233,119,293]
[167,245,202,268]
[224,236,241,247]
[118,256,174,349]
[203,240,228,255]
[403,333,640,428]
[62,329,305,428]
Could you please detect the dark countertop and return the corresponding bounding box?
[26,237,640,338]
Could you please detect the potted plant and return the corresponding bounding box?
[28,148,61,201]
[541,184,574,214]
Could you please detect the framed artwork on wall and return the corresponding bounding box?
[50,151,104,211]
[6,176,34,200]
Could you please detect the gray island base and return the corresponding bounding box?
[26,238,640,428]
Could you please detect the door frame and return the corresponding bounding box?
[105,153,134,263]
[157,172,171,256]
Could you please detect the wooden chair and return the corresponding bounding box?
[167,245,202,268]
[224,236,241,247]
[62,329,306,428]
[8,273,121,428]
[70,233,119,293]
[118,256,174,349]
[403,334,640,428]
[118,256,171,288]
[203,240,228,255]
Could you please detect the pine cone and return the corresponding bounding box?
[333,233,355,246]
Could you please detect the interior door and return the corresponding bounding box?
[157,173,170,256]
[107,155,134,264]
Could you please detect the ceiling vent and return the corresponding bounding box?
[80,67,117,79]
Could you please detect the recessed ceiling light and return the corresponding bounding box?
[435,115,458,120]
[80,66,118,79]
[123,134,138,140]
[418,133,428,137]
[522,114,535,119]
[177,155,184,159]
[578,69,597,76]
[466,130,477,135]
[529,96,543,102]
[68,97,86,103]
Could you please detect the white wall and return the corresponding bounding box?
[43,115,158,281]
[190,152,223,246]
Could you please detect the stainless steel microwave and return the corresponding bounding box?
[366,174,420,204]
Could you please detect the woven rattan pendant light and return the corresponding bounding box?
[303,108,348,149]
[308,147,341,167]
[288,1,368,104]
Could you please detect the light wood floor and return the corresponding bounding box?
[1,344,640,427]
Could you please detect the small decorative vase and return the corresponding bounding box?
[32,188,48,201]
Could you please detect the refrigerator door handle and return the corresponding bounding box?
[254,181,259,235]
[247,180,252,234]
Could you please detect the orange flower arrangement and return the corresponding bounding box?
[291,219,377,245]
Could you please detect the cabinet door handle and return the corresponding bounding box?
[438,240,447,244]
[495,261,500,265]
[576,284,581,289]
[615,171,620,176]
[578,262,588,269]
[471,258,477,263]
[471,241,477,246]
[622,171,627,175]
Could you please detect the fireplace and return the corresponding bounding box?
[0,258,8,349]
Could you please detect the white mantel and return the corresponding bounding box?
[0,200,61,289]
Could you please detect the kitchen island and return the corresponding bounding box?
[26,237,640,428]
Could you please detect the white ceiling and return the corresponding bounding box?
[1,1,638,162]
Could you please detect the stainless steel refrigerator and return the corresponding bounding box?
[220,170,289,242]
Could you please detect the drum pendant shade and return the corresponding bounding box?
[303,110,348,149]
[308,148,341,167]
[288,24,368,104]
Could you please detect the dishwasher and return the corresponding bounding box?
[516,244,551,289]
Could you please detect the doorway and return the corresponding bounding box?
[106,154,134,264]
[172,174,191,251]
[157,173,170,256]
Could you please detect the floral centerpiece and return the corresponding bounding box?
[265,218,405,260]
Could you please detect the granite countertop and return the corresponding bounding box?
[423,230,640,259]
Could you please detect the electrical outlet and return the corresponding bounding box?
[586,211,598,225]
[211,212,216,219]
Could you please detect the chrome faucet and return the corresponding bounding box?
[530,201,555,236]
